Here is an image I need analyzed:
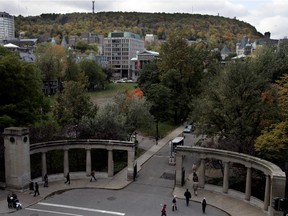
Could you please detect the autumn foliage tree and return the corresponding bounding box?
[255,74,288,161]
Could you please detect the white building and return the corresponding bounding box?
[0,12,15,43]
[104,31,144,78]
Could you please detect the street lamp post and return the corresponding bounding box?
[155,119,159,145]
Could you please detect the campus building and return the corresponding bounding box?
[104,31,144,78]
[0,12,15,43]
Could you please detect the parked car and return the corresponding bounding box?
[183,124,193,133]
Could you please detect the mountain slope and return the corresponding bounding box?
[15,12,263,49]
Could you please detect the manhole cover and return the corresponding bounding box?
[160,172,175,180]
[107,196,116,201]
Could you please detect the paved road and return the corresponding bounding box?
[8,133,228,216]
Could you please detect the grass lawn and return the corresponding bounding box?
[88,82,138,98]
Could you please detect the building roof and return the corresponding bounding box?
[220,45,231,55]
[108,31,141,39]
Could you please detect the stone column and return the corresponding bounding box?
[63,149,69,177]
[107,150,114,177]
[86,148,91,176]
[3,127,31,190]
[245,166,252,201]
[41,151,47,180]
[198,158,206,188]
[127,149,135,181]
[223,161,229,193]
[175,152,183,186]
[264,174,271,211]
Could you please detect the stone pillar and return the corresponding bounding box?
[41,151,47,180]
[127,150,135,181]
[269,175,286,215]
[3,127,31,190]
[175,152,183,186]
[63,149,69,177]
[107,150,114,177]
[86,148,91,176]
[264,174,271,211]
[223,161,229,193]
[245,167,252,201]
[198,158,206,188]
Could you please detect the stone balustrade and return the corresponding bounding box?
[3,127,136,191]
[175,146,286,216]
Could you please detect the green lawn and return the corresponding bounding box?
[88,83,138,98]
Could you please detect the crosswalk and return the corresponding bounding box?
[26,202,126,216]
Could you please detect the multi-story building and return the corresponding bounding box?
[0,12,15,43]
[104,31,144,78]
[131,50,159,80]
[68,33,104,54]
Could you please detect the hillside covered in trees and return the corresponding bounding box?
[15,12,263,49]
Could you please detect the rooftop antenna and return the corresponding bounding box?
[92,1,95,14]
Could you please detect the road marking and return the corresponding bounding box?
[38,202,126,215]
[26,208,83,216]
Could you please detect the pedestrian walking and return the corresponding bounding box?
[161,204,167,216]
[90,170,97,182]
[65,172,70,184]
[202,197,207,213]
[44,174,48,187]
[34,182,40,197]
[192,164,197,172]
[29,181,34,194]
[172,195,177,211]
[184,189,192,206]
[193,172,199,196]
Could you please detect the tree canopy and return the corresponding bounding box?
[190,62,274,153]
[0,46,49,131]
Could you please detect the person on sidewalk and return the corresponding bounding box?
[202,197,207,213]
[90,170,97,182]
[65,172,70,184]
[193,172,199,196]
[34,182,40,197]
[29,181,34,194]
[44,174,48,187]
[161,204,167,216]
[172,195,177,211]
[184,189,192,206]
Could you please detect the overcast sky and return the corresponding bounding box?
[1,0,287,39]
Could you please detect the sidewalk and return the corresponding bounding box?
[0,126,267,215]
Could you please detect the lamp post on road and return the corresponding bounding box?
[155,119,159,145]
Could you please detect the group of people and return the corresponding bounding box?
[160,165,205,215]
[29,173,49,197]
[7,193,22,210]
[161,193,207,215]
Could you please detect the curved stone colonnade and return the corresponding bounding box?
[30,139,136,180]
[175,146,286,216]
[3,127,135,191]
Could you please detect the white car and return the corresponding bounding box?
[183,124,193,133]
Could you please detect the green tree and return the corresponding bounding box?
[78,103,127,140]
[113,93,154,138]
[138,61,160,93]
[53,80,97,127]
[75,40,89,53]
[145,84,171,141]
[64,53,83,82]
[0,46,49,131]
[191,62,273,153]
[79,59,107,91]
[78,93,153,140]
[36,43,68,95]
